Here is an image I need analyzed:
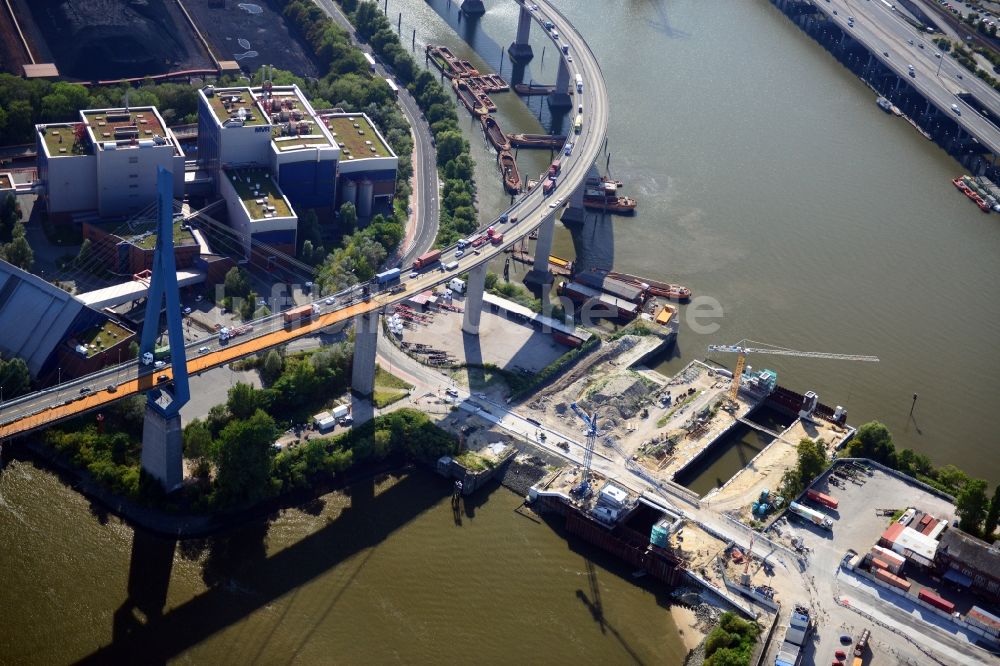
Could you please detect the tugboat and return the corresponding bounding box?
[498,149,521,194]
[876,96,892,113]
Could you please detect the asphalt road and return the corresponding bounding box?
[820,0,1000,150]
[0,0,609,439]
[313,0,440,265]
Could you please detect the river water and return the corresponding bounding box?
[4,0,1000,661]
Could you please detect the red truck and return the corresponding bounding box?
[806,488,839,510]
[548,159,562,177]
[413,249,442,269]
[470,235,488,248]
[543,178,556,195]
[490,231,504,245]
[918,589,956,613]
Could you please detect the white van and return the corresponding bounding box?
[444,261,459,271]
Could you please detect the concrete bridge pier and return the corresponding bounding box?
[508,3,534,62]
[461,0,485,16]
[525,213,557,286]
[462,263,488,335]
[352,310,380,397]
[548,58,573,109]
[560,169,591,226]
[141,404,183,491]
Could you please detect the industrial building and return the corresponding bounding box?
[0,259,127,381]
[195,83,398,254]
[936,528,1000,604]
[36,106,186,220]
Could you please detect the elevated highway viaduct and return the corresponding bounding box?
[0,0,609,489]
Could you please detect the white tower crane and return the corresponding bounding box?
[707,340,879,403]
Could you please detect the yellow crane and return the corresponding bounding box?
[707,340,879,401]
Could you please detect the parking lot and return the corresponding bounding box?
[762,463,998,665]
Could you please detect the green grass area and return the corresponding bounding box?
[374,389,409,408]
[130,220,196,249]
[327,114,391,159]
[207,90,267,126]
[451,364,512,393]
[77,320,132,357]
[454,450,493,472]
[375,365,413,390]
[226,168,292,219]
[40,125,89,157]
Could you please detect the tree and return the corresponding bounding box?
[956,478,989,536]
[3,223,33,270]
[298,209,322,252]
[224,267,252,300]
[847,421,896,466]
[213,409,277,506]
[183,419,214,461]
[227,382,261,420]
[984,484,1000,541]
[0,356,31,399]
[339,201,357,232]
[75,238,93,268]
[240,291,259,321]
[796,438,828,485]
[936,464,969,493]
[127,341,140,360]
[262,349,284,383]
[0,193,18,242]
[436,130,466,166]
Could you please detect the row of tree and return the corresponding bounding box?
[337,0,480,246]
[0,75,201,146]
[0,194,31,270]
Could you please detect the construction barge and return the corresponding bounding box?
[452,79,490,116]
[425,45,481,79]
[509,133,566,149]
[514,82,556,95]
[482,115,510,151]
[528,473,686,587]
[498,149,521,194]
[584,176,637,215]
[607,271,692,301]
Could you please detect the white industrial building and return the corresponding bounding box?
[36,107,185,219]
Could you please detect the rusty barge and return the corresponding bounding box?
[482,115,511,151]
[509,133,567,149]
[498,149,521,194]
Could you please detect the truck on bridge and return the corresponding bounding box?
[375,267,401,285]
[413,249,442,270]
[283,304,319,326]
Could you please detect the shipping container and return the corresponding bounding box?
[918,588,956,613]
[854,628,870,657]
[788,501,834,529]
[869,545,905,574]
[283,304,314,324]
[785,625,807,645]
[806,488,839,510]
[375,267,401,284]
[543,178,556,195]
[413,249,442,269]
[549,159,562,176]
[875,568,911,592]
[871,558,888,571]
[552,331,583,348]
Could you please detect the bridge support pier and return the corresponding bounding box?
[352,311,379,397]
[462,263,488,335]
[560,170,591,226]
[141,405,183,492]
[508,4,534,62]
[525,213,556,286]
[461,0,485,16]
[548,58,573,109]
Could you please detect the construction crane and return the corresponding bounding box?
[570,402,598,497]
[707,340,879,401]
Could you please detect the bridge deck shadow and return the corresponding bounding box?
[78,470,448,664]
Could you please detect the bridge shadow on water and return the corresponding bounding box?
[78,471,448,664]
[569,210,616,274]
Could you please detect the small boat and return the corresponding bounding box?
[513,82,556,95]
[498,149,521,194]
[586,175,623,189]
[482,115,511,151]
[876,96,892,113]
[453,80,488,116]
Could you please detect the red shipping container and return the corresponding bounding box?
[806,488,840,510]
[871,558,888,571]
[918,588,956,613]
[875,568,911,592]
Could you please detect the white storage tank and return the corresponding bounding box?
[340,178,357,207]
